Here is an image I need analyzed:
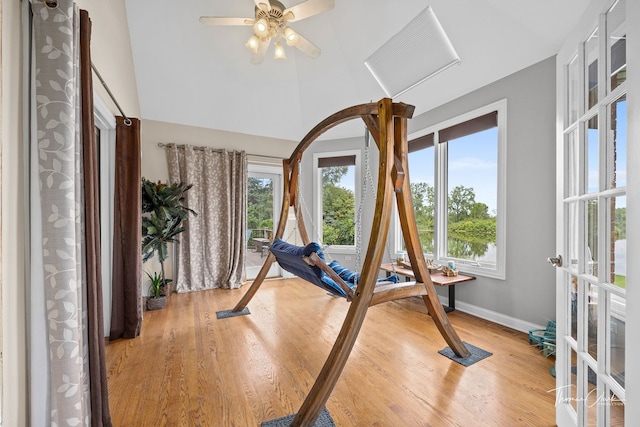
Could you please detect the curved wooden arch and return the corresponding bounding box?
[230,98,470,426]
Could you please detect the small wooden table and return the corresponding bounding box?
[253,238,271,257]
[379,263,475,312]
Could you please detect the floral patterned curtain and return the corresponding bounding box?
[29,1,111,425]
[166,145,247,292]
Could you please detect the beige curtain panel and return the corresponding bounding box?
[166,145,247,292]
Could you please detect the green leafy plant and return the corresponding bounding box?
[141,178,196,292]
[146,271,164,299]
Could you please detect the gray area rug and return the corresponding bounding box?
[438,341,492,366]
[261,407,335,427]
[215,307,250,319]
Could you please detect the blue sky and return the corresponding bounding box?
[409,128,498,213]
[340,98,627,214]
[587,98,627,204]
[336,128,499,213]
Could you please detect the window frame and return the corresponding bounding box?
[313,149,361,253]
[93,92,117,335]
[405,99,507,279]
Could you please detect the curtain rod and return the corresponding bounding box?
[91,62,132,126]
[158,143,284,161]
[38,1,132,125]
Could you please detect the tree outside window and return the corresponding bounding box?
[406,100,505,278]
[316,153,358,247]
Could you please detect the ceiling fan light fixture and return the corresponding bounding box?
[274,41,286,59]
[284,27,299,46]
[245,35,260,53]
[200,0,334,63]
[253,18,269,37]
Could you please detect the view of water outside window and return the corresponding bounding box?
[408,127,498,265]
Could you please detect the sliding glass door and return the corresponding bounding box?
[246,167,282,279]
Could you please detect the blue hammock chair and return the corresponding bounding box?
[269,238,399,299]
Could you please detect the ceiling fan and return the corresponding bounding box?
[200,0,334,64]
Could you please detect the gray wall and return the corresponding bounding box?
[408,56,557,326]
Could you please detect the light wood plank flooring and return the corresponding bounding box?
[106,278,557,426]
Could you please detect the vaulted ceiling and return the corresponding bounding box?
[125,0,589,142]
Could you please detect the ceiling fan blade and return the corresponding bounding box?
[254,0,271,12]
[293,33,321,58]
[284,0,334,22]
[251,38,272,64]
[199,16,254,26]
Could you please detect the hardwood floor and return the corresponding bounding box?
[106,278,557,426]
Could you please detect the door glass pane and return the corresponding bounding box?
[607,95,627,189]
[570,274,578,341]
[587,283,598,361]
[607,0,626,91]
[247,176,275,277]
[567,129,579,197]
[566,202,579,269]
[586,115,599,194]
[567,55,580,124]
[586,199,598,276]
[568,202,579,269]
[609,294,625,388]
[610,195,626,288]
[445,128,498,264]
[408,145,435,255]
[585,28,599,110]
[585,365,598,425]
[609,388,625,425]
[570,348,578,413]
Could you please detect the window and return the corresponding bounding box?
[314,151,360,249]
[405,100,506,279]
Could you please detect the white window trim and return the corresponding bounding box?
[313,149,361,254]
[407,99,507,279]
[93,92,116,336]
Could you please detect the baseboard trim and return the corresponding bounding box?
[438,295,546,333]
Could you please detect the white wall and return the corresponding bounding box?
[408,56,558,328]
[75,0,141,119]
[140,119,294,181]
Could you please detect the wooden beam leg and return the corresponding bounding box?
[291,97,398,427]
[392,116,470,358]
[291,283,374,426]
[232,252,275,312]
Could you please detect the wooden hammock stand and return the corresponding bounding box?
[231,98,470,426]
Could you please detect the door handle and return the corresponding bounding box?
[547,255,563,267]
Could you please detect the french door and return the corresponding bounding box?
[555,0,627,425]
[246,167,282,279]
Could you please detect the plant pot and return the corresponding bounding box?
[146,296,167,311]
[159,284,168,297]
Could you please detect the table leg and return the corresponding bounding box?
[445,285,455,312]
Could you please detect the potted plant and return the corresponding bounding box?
[141,178,196,296]
[146,271,167,310]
